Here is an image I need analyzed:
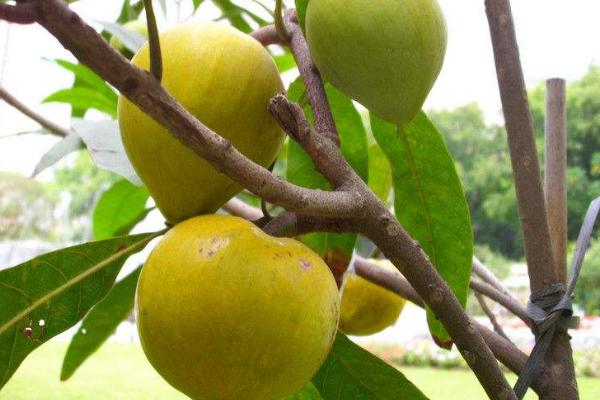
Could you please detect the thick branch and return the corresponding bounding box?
[360,199,516,400]
[33,0,361,218]
[484,0,557,291]
[0,3,37,24]
[544,78,567,283]
[485,3,576,398]
[0,85,70,137]
[470,279,530,324]
[285,10,339,146]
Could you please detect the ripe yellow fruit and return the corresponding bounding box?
[109,20,148,54]
[136,215,340,400]
[118,23,285,223]
[340,260,406,336]
[306,0,447,124]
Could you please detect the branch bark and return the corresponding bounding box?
[285,10,339,146]
[485,1,576,398]
[33,0,361,218]
[0,3,37,24]
[250,25,286,46]
[470,279,529,324]
[11,1,517,397]
[544,78,568,283]
[473,257,521,304]
[0,85,70,137]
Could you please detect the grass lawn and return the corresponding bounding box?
[2,340,599,399]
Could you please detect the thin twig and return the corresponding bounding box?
[274,0,288,41]
[284,10,339,146]
[544,78,568,283]
[472,257,520,303]
[475,291,511,340]
[250,24,286,46]
[470,279,530,324]
[0,85,70,137]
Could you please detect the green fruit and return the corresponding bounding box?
[306,0,447,123]
[118,23,285,223]
[109,20,148,54]
[136,215,340,400]
[340,260,406,336]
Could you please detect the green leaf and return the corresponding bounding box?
[51,59,117,105]
[295,0,310,33]
[274,51,297,73]
[213,0,253,32]
[42,87,117,118]
[368,142,393,204]
[313,333,429,399]
[192,0,204,12]
[371,112,473,344]
[287,79,368,280]
[61,266,141,380]
[117,0,145,23]
[93,179,150,240]
[0,232,160,389]
[284,382,323,400]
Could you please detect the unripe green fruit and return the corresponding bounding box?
[136,215,340,400]
[109,20,148,54]
[118,23,285,223]
[340,260,407,336]
[306,0,447,123]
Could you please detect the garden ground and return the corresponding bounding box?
[2,340,599,399]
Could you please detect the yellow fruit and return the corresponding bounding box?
[136,215,340,400]
[340,260,406,336]
[306,0,447,123]
[118,23,285,223]
[109,20,148,54]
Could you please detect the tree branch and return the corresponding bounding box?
[0,85,70,137]
[285,10,339,146]
[17,2,516,397]
[475,291,510,340]
[250,25,286,46]
[544,78,567,283]
[485,2,576,398]
[484,0,556,292]
[473,257,521,304]
[0,2,37,24]
[32,0,361,218]
[470,279,530,324]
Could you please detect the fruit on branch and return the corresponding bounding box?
[109,20,148,55]
[118,22,285,223]
[340,259,407,336]
[136,215,340,400]
[305,0,447,124]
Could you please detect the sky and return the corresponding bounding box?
[1,0,600,176]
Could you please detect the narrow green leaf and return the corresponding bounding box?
[192,0,204,12]
[371,112,473,344]
[61,266,141,380]
[117,0,145,23]
[368,142,393,204]
[93,179,150,240]
[51,59,117,105]
[295,0,310,33]
[0,232,160,389]
[286,79,368,280]
[313,333,429,399]
[213,0,253,32]
[42,87,117,118]
[284,382,323,400]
